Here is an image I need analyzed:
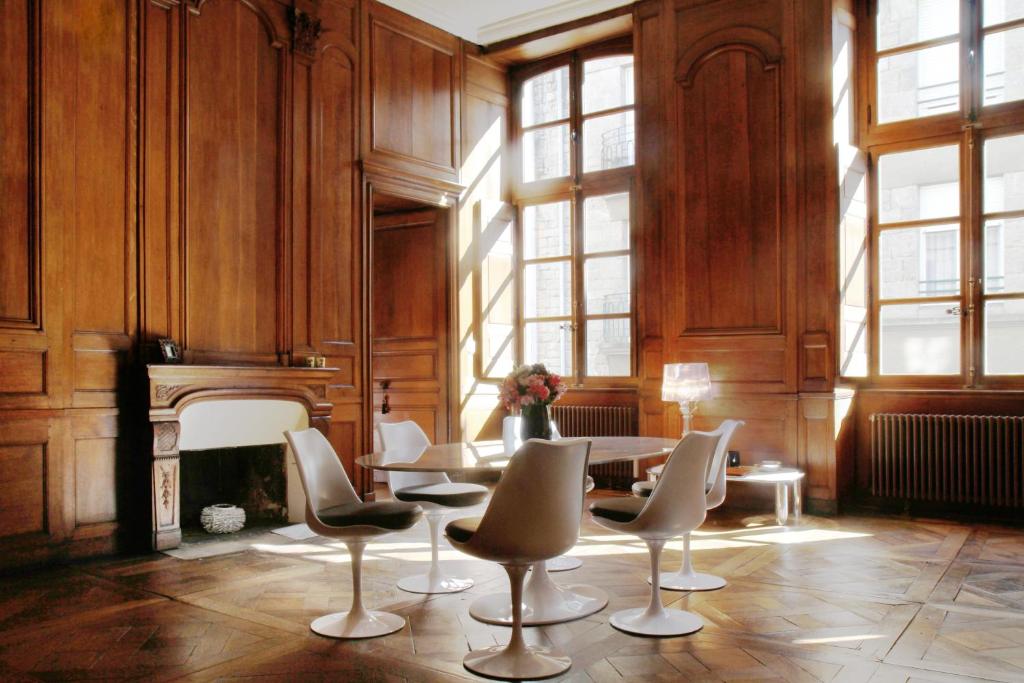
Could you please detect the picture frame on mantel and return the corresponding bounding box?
[158,338,182,364]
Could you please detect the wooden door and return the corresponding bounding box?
[371,207,449,444]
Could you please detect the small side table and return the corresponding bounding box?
[725,467,804,525]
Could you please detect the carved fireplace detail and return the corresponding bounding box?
[147,364,336,550]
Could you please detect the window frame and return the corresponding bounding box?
[855,0,1024,387]
[511,36,637,387]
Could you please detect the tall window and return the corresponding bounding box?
[862,0,1024,383]
[513,41,635,382]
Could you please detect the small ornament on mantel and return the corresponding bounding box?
[499,364,568,441]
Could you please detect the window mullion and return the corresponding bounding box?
[963,127,982,385]
[570,52,584,383]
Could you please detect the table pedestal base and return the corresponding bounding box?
[469,562,607,626]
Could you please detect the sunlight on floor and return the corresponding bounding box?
[792,634,886,644]
[733,529,871,544]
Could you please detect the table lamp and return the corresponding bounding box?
[662,363,712,436]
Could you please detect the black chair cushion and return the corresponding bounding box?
[317,501,422,531]
[589,497,646,524]
[394,482,489,508]
[631,480,654,498]
[632,480,711,498]
[444,516,481,544]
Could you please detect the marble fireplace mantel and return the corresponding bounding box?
[147,364,336,550]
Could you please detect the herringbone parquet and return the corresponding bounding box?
[1,490,1021,682]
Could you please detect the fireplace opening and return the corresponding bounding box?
[179,444,288,532]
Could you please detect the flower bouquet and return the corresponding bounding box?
[499,363,568,440]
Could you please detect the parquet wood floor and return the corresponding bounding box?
[1,490,1022,682]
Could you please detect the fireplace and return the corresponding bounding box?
[147,365,337,550]
[179,444,287,528]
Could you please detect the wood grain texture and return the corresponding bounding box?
[363,0,460,180]
[371,206,450,447]
[184,0,284,359]
[0,0,34,325]
[3,503,1020,683]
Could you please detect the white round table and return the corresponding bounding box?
[358,436,676,625]
[725,466,804,525]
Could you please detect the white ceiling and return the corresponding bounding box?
[377,0,634,45]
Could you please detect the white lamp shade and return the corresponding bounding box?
[661,363,712,402]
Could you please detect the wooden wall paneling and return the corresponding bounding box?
[141,0,182,356]
[312,11,360,374]
[371,208,449,444]
[0,414,64,551]
[69,411,121,534]
[0,0,38,329]
[797,394,838,512]
[362,0,460,181]
[42,0,138,410]
[183,0,288,364]
[456,45,511,441]
[796,0,837,393]
[666,0,799,396]
[635,0,670,441]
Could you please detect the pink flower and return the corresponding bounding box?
[529,384,550,400]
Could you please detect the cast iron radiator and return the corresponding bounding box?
[870,413,1023,507]
[552,405,638,490]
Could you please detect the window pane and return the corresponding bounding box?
[523,261,571,318]
[879,225,960,299]
[521,66,569,127]
[586,318,630,376]
[984,0,1024,27]
[880,303,960,375]
[985,299,1024,374]
[984,133,1024,213]
[877,0,958,50]
[522,124,570,182]
[583,193,630,254]
[877,43,959,123]
[878,145,959,223]
[584,256,630,315]
[984,26,1024,106]
[523,202,570,259]
[582,56,634,114]
[583,110,634,172]
[986,219,1024,293]
[524,322,572,375]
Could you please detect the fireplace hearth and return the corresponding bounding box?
[180,444,287,528]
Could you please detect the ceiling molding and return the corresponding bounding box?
[476,0,633,45]
[376,0,477,41]
[375,0,635,45]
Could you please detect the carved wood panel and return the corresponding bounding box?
[676,32,783,335]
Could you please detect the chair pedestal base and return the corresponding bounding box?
[311,610,405,639]
[650,570,726,592]
[470,562,607,626]
[545,555,582,572]
[608,607,703,637]
[463,642,570,680]
[397,511,473,595]
[649,532,727,592]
